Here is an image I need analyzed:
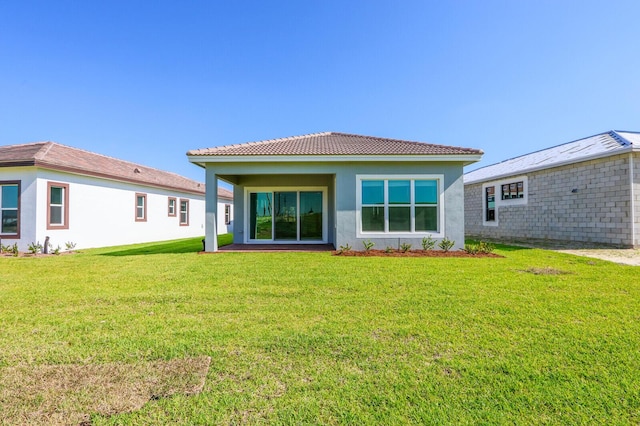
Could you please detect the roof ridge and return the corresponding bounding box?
[211,131,333,152]
[34,141,55,160]
[610,130,632,146]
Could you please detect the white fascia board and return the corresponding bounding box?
[188,154,483,165]
[464,147,633,185]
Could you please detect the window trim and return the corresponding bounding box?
[356,174,445,238]
[224,203,231,225]
[47,181,69,230]
[179,198,189,226]
[482,176,528,227]
[168,197,177,217]
[135,193,147,222]
[0,180,21,239]
[243,186,329,244]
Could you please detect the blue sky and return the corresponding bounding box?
[2,0,639,182]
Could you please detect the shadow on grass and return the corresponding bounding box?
[100,235,233,256]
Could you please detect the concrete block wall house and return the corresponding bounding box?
[187,132,483,252]
[464,130,640,248]
[0,141,232,251]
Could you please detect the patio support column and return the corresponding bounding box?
[205,169,218,252]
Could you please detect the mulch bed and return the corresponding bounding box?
[332,249,503,258]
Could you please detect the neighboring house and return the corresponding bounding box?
[464,130,640,248]
[187,132,482,251]
[217,186,234,235]
[0,141,219,251]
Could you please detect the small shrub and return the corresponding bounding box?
[421,235,436,251]
[399,242,412,253]
[477,241,495,254]
[465,241,496,255]
[384,246,394,253]
[362,240,375,252]
[28,242,43,254]
[52,245,61,255]
[438,237,455,252]
[464,243,479,255]
[337,243,352,254]
[65,241,77,252]
[10,243,19,257]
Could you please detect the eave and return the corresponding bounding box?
[188,154,484,168]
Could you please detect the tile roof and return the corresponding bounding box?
[465,130,639,184]
[188,132,483,157]
[0,141,206,195]
[218,187,233,200]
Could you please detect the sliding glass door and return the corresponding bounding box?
[248,189,325,242]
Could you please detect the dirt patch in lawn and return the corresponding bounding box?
[0,356,211,425]
[332,249,502,258]
[520,267,571,275]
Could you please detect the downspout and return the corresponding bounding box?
[630,152,637,248]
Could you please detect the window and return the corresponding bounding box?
[485,186,495,222]
[135,193,147,222]
[358,175,442,236]
[47,182,69,229]
[179,199,189,225]
[224,204,231,225]
[501,181,524,200]
[168,197,176,217]
[0,181,20,237]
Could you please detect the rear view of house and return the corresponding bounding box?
[464,130,640,248]
[0,142,212,251]
[188,132,483,251]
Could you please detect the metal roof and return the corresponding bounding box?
[464,130,639,184]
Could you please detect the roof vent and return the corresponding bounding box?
[134,168,141,174]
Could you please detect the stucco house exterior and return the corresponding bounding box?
[464,130,640,248]
[0,141,231,251]
[187,132,483,252]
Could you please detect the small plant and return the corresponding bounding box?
[0,243,8,254]
[52,245,61,255]
[421,235,435,251]
[477,241,495,254]
[10,243,19,257]
[399,242,412,253]
[337,243,352,254]
[438,237,455,252]
[65,241,77,252]
[362,240,375,252]
[465,241,496,255]
[385,246,394,253]
[27,242,43,254]
[464,243,480,255]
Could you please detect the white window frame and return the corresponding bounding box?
[47,181,69,229]
[356,174,445,238]
[243,186,328,244]
[224,204,231,225]
[135,193,147,222]
[179,199,189,226]
[482,176,528,227]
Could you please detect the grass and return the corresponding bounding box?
[0,236,639,424]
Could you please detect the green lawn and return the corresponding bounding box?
[1,236,639,424]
